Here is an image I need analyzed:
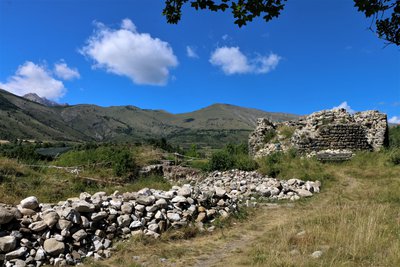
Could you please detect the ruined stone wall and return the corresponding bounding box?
[0,170,319,266]
[296,124,371,152]
[249,108,388,158]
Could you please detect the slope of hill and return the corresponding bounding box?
[0,91,90,142]
[0,89,300,147]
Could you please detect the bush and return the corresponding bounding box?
[0,143,45,162]
[56,145,138,178]
[187,159,209,171]
[208,150,235,171]
[207,143,258,171]
[113,150,137,177]
[258,151,333,183]
[388,148,400,165]
[185,144,201,158]
[258,152,283,177]
[234,154,259,171]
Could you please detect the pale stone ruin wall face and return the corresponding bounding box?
[353,110,389,150]
[249,109,388,157]
[248,118,276,156]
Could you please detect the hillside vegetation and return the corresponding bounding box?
[0,89,299,148]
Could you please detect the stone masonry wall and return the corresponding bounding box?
[249,108,388,158]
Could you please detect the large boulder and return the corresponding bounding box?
[43,211,59,227]
[43,238,65,256]
[0,236,17,253]
[20,196,39,210]
[0,207,14,225]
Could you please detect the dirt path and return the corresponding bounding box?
[191,204,301,267]
[97,170,365,267]
[189,172,358,267]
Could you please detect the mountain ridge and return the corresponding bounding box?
[0,89,300,147]
[22,93,67,107]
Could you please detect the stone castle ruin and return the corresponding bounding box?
[249,108,388,158]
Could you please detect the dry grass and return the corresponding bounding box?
[86,151,400,267]
[0,156,170,204]
[1,150,399,266]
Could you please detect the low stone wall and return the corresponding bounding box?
[249,108,388,157]
[0,170,320,266]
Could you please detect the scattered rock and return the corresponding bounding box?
[311,250,323,259]
[29,221,47,232]
[0,236,17,253]
[20,196,39,210]
[136,196,155,206]
[0,207,14,225]
[44,238,65,256]
[5,247,28,260]
[43,211,59,227]
[295,189,313,197]
[72,229,87,241]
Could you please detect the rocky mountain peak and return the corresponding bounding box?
[23,93,67,107]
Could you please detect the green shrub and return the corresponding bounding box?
[185,144,201,158]
[113,150,137,177]
[207,143,257,171]
[0,143,44,162]
[56,145,138,178]
[258,152,283,177]
[234,154,259,171]
[388,148,400,165]
[208,150,235,171]
[258,151,334,183]
[187,159,209,171]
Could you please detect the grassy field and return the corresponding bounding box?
[0,145,169,204]
[1,141,399,266]
[83,150,400,267]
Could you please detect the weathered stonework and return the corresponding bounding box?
[249,108,388,158]
[0,170,319,266]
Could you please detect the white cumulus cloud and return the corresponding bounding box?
[209,46,281,75]
[254,53,281,74]
[0,61,66,100]
[54,61,80,80]
[186,46,199,58]
[332,101,355,114]
[80,18,178,86]
[388,116,400,124]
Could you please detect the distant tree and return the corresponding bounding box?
[163,0,400,46]
[186,144,200,158]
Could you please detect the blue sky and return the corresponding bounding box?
[0,0,399,122]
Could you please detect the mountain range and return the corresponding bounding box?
[0,89,300,147]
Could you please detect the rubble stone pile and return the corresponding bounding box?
[0,170,320,266]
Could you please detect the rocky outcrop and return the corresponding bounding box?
[22,93,67,107]
[0,170,320,266]
[249,108,388,158]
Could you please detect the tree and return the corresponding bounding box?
[354,0,400,46]
[163,0,400,46]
